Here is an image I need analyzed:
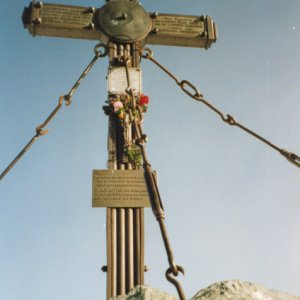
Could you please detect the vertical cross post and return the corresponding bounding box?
[104,41,145,298]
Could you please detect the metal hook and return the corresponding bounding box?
[94,43,108,57]
[165,265,186,300]
[141,47,153,59]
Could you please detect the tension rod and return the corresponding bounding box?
[0,44,107,181]
[141,47,300,170]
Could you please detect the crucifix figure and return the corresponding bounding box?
[21,1,217,299]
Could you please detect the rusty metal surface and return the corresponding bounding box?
[22,1,217,48]
[104,41,146,300]
[147,14,217,49]
[96,0,151,42]
[22,2,104,40]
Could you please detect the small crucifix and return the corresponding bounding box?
[22,1,217,299]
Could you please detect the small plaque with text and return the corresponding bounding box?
[92,170,151,208]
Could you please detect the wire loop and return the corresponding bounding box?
[1,44,106,180]
[142,47,300,169]
[141,47,153,59]
[180,80,203,98]
[94,43,108,57]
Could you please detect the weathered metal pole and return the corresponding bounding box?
[105,41,145,299]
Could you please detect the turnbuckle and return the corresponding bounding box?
[131,115,186,300]
[280,150,300,168]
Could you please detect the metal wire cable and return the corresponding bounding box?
[141,47,300,169]
[0,44,107,181]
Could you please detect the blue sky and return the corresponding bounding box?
[1,1,300,299]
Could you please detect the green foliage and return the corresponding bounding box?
[125,144,142,167]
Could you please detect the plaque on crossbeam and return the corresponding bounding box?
[92,170,151,208]
[147,14,217,49]
[23,2,217,49]
[22,2,104,41]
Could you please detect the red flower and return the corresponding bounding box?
[139,94,149,106]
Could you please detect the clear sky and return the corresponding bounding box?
[1,0,300,299]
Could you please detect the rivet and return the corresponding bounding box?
[34,2,43,9]
[87,7,96,14]
[88,22,95,30]
[151,12,159,19]
[101,265,108,272]
[32,18,42,25]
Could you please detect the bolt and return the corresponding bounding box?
[34,2,43,9]
[117,13,127,21]
[152,27,159,34]
[88,22,95,30]
[142,134,148,143]
[151,12,159,19]
[101,265,108,272]
[32,18,42,25]
[144,265,149,272]
[87,7,96,14]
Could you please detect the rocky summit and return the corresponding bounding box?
[191,280,300,300]
[110,280,300,300]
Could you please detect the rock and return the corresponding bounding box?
[109,280,300,300]
[111,285,177,300]
[191,280,300,300]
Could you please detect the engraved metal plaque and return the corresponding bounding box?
[23,2,217,48]
[92,170,151,208]
[23,2,103,41]
[108,67,142,94]
[147,14,217,49]
[154,15,205,36]
[40,4,92,28]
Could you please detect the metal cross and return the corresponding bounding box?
[22,1,217,299]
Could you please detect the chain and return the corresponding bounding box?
[141,48,300,169]
[0,43,108,181]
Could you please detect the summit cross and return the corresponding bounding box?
[22,1,217,299]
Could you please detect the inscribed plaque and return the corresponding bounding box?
[154,15,205,36]
[40,4,92,28]
[108,67,142,94]
[92,170,151,208]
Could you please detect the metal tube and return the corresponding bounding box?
[118,44,124,58]
[107,208,117,299]
[117,208,126,295]
[140,208,145,283]
[125,209,134,291]
[133,208,141,285]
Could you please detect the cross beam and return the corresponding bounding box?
[22,1,217,49]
